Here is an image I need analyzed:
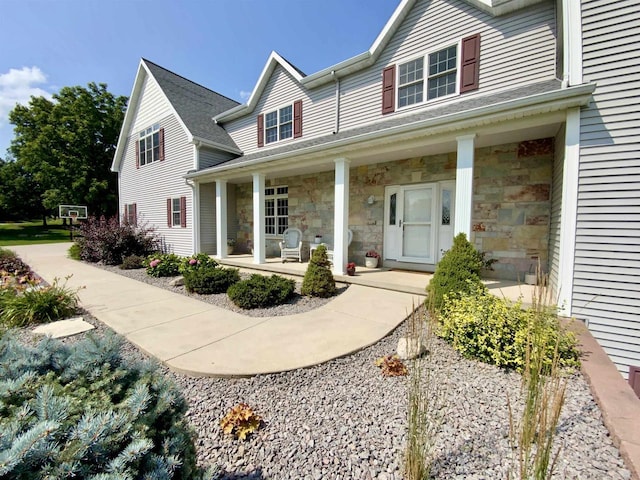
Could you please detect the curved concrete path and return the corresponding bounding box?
[10,243,420,377]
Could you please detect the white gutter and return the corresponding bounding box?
[185,83,595,181]
[332,70,340,134]
[190,135,243,155]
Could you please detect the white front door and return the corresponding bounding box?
[384,181,455,265]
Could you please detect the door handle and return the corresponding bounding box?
[399,220,402,227]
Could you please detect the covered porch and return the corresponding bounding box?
[217,254,537,303]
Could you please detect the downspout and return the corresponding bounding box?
[331,70,340,134]
[189,141,201,253]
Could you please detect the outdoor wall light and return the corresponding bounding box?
[367,195,375,205]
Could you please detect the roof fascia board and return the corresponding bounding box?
[463,0,549,16]
[186,83,595,180]
[111,61,146,172]
[214,51,305,123]
[191,136,243,155]
[111,60,196,172]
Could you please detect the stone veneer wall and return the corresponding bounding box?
[232,137,553,278]
[472,138,554,281]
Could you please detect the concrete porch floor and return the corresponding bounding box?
[218,254,537,303]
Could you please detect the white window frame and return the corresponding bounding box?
[138,123,161,166]
[264,104,293,144]
[170,197,181,228]
[265,186,288,237]
[397,40,461,110]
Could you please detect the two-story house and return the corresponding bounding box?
[111,0,639,382]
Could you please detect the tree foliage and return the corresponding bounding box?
[1,83,127,221]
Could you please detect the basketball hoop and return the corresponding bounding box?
[69,211,78,221]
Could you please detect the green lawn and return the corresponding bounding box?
[0,220,72,246]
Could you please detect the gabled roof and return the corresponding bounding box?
[111,59,241,172]
[213,0,550,123]
[213,52,306,123]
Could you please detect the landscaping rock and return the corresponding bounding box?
[32,317,94,339]
[169,276,185,286]
[396,335,427,360]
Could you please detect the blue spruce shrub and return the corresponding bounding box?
[0,332,213,479]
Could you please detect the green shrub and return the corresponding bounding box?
[179,253,218,274]
[426,233,486,312]
[227,274,296,309]
[0,249,32,278]
[439,286,580,372]
[67,243,82,260]
[145,253,182,277]
[0,277,79,327]
[183,266,240,294]
[301,244,336,298]
[0,332,209,479]
[75,215,160,265]
[0,247,16,260]
[120,254,146,270]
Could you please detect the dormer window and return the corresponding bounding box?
[265,105,293,144]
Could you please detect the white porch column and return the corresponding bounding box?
[215,180,227,259]
[558,107,580,316]
[253,173,266,264]
[455,134,476,237]
[333,158,350,275]
[193,182,201,254]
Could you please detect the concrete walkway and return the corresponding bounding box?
[10,243,420,377]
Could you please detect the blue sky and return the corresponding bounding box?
[0,0,399,158]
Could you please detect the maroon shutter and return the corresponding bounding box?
[257,114,264,147]
[123,204,129,223]
[630,366,640,399]
[167,198,172,227]
[293,100,303,138]
[159,127,165,161]
[460,33,481,93]
[132,203,137,226]
[382,65,396,114]
[180,196,187,228]
[135,139,140,169]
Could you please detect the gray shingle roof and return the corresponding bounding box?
[210,79,563,169]
[143,59,240,151]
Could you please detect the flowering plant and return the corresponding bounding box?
[179,253,218,274]
[365,250,380,259]
[346,262,356,276]
[227,238,236,246]
[145,253,181,277]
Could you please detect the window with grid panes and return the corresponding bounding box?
[171,198,181,227]
[265,186,288,236]
[265,105,293,144]
[138,124,161,166]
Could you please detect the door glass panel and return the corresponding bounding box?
[403,225,431,258]
[389,193,396,225]
[442,189,451,225]
[404,189,432,222]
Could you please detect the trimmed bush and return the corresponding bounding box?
[439,285,580,372]
[183,266,240,294]
[179,253,218,274]
[426,233,486,312]
[301,244,336,298]
[0,332,209,479]
[0,277,79,327]
[146,253,182,277]
[67,243,82,260]
[119,254,146,270]
[75,215,160,265]
[227,274,295,309]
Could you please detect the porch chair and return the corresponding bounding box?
[279,227,303,262]
[326,229,353,263]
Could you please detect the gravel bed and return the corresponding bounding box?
[93,263,347,317]
[23,312,631,480]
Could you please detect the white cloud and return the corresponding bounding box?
[0,66,53,127]
[239,90,252,102]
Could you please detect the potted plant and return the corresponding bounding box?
[314,234,323,244]
[365,250,380,268]
[346,262,356,276]
[227,238,236,255]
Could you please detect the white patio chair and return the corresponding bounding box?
[279,227,303,262]
[326,229,353,263]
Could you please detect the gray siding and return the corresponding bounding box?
[119,74,194,256]
[339,0,558,131]
[548,126,565,299]
[199,182,217,254]
[199,147,236,169]
[224,66,335,156]
[575,0,640,378]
